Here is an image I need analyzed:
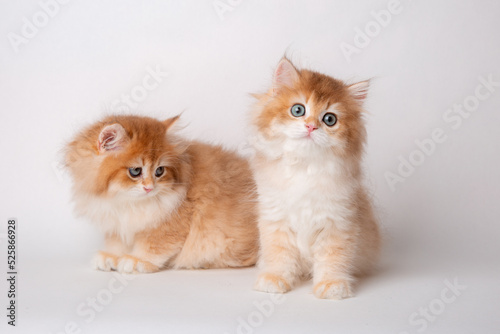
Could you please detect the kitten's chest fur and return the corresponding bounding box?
[255,153,356,254]
[73,190,185,245]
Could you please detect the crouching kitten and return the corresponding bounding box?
[250,58,380,299]
[65,115,258,273]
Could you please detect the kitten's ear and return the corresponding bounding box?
[98,124,129,154]
[163,114,181,132]
[348,80,370,105]
[163,114,189,154]
[272,57,299,95]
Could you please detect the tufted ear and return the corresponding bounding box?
[348,80,370,105]
[163,114,189,154]
[163,114,181,132]
[98,123,129,154]
[272,57,299,95]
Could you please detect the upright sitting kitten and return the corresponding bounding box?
[65,115,258,273]
[250,58,380,299]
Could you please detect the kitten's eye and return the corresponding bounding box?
[290,104,306,117]
[322,113,337,127]
[155,166,165,177]
[128,167,142,178]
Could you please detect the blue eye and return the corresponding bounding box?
[322,113,337,127]
[155,167,165,177]
[128,167,142,177]
[290,104,306,117]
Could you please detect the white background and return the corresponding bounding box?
[1,1,499,333]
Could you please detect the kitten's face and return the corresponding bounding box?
[67,115,185,199]
[255,58,368,156]
[266,95,348,150]
[105,153,178,199]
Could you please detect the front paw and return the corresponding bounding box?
[313,279,353,300]
[116,255,159,274]
[254,273,292,294]
[92,251,119,271]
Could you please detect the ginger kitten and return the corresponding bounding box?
[65,115,258,273]
[250,58,380,299]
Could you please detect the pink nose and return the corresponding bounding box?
[305,124,318,133]
[143,187,153,193]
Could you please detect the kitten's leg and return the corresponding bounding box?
[311,227,357,300]
[116,231,184,274]
[254,222,301,293]
[93,234,128,271]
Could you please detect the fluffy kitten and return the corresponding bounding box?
[65,115,258,273]
[250,58,380,299]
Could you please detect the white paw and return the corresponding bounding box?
[117,257,136,273]
[313,280,353,300]
[254,273,291,293]
[116,255,159,274]
[92,252,118,271]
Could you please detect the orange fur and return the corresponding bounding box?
[66,115,259,273]
[251,58,380,299]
